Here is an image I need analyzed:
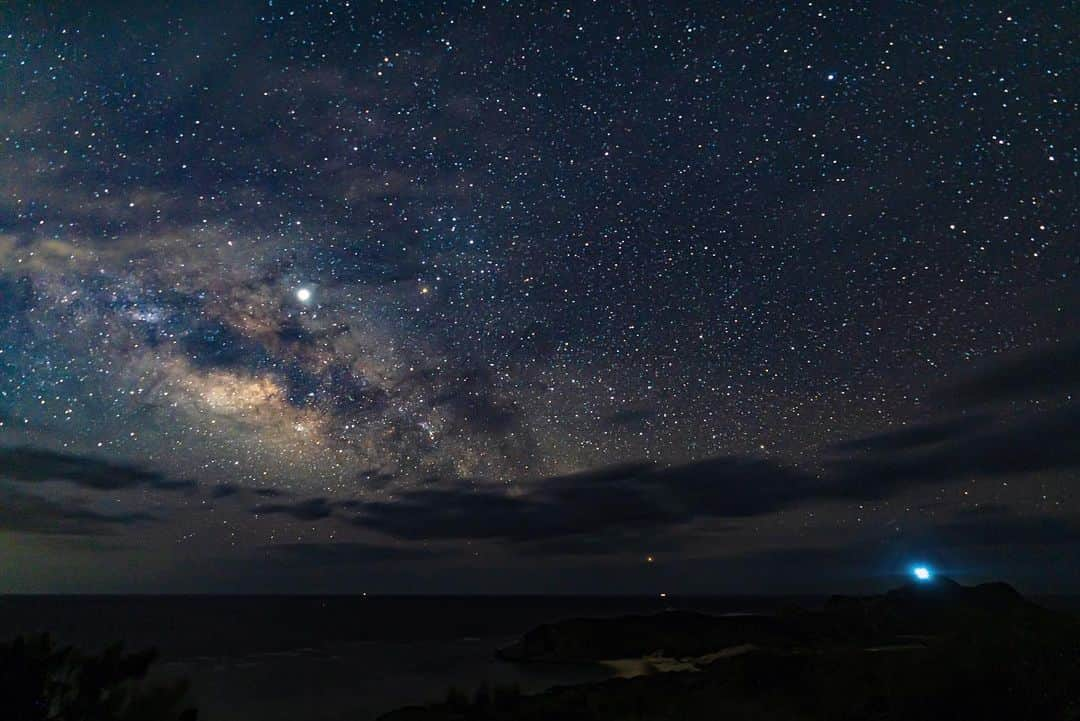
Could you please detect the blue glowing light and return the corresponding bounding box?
[912,566,932,581]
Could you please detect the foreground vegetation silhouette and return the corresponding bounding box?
[0,634,197,721]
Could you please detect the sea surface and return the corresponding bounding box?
[0,594,813,720]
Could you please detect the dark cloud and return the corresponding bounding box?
[0,486,156,537]
[253,497,335,521]
[209,482,292,502]
[354,488,540,541]
[211,483,242,499]
[626,457,829,517]
[826,343,1080,500]
[828,415,991,454]
[351,459,826,543]
[357,469,397,490]
[939,338,1080,408]
[245,350,1079,550]
[151,478,199,493]
[0,446,192,493]
[833,404,1080,490]
[264,542,444,565]
[337,396,1077,547]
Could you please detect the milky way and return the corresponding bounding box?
[0,2,1075,592]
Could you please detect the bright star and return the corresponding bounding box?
[296,287,312,303]
[913,566,932,581]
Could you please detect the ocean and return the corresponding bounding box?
[0,594,812,720]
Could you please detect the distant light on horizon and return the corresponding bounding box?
[913,566,932,581]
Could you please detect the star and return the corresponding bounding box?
[0,0,1071,597]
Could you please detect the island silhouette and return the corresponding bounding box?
[379,578,1080,720]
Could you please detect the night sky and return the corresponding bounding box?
[0,1,1076,593]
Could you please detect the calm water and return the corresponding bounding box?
[0,595,812,720]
